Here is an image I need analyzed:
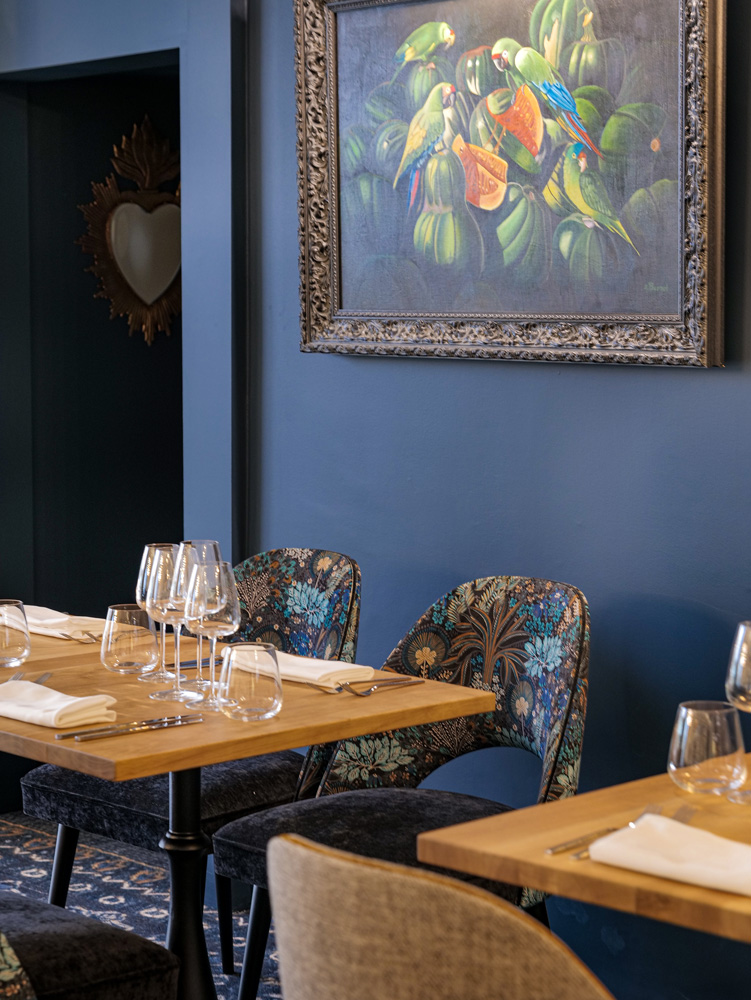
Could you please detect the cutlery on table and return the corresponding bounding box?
[74,715,205,742]
[305,677,425,696]
[56,713,199,740]
[61,632,96,644]
[5,671,51,684]
[547,804,664,858]
[569,803,697,861]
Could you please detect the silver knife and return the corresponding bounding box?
[56,714,192,740]
[73,715,204,742]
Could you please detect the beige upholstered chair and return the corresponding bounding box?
[268,833,615,1000]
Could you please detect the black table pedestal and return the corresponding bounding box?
[161,768,216,1000]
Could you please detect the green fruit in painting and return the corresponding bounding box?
[620,179,679,262]
[372,119,409,182]
[470,91,540,174]
[341,172,402,244]
[413,205,483,269]
[563,37,625,95]
[404,56,456,111]
[599,102,667,195]
[440,91,473,150]
[348,255,429,310]
[555,214,620,284]
[572,85,615,123]
[455,45,497,97]
[340,125,372,179]
[528,0,601,70]
[364,82,407,128]
[422,150,466,209]
[495,185,551,283]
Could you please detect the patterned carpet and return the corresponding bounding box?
[0,811,281,999]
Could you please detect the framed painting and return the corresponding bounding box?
[295,0,725,365]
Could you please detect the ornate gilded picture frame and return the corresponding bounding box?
[295,0,725,365]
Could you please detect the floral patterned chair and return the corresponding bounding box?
[212,575,590,1000]
[20,548,361,974]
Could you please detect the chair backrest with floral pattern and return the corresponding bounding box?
[318,576,589,808]
[231,548,362,796]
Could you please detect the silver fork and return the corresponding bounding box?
[61,632,95,644]
[305,678,424,696]
[5,671,51,684]
[571,803,664,860]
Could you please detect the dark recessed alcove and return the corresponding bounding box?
[0,50,183,617]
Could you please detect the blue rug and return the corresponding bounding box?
[0,811,281,1000]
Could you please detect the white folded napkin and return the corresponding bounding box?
[0,680,117,729]
[23,605,107,640]
[275,651,375,688]
[589,813,751,896]
[221,646,375,689]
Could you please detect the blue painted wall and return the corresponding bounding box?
[252,2,751,997]
[2,0,751,996]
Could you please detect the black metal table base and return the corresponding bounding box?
[161,768,216,1000]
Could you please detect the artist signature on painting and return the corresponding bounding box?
[644,281,669,293]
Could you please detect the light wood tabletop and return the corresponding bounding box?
[1,634,496,780]
[418,764,751,944]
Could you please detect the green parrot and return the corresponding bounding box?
[393,82,457,208]
[391,22,456,83]
[563,143,638,252]
[491,37,601,157]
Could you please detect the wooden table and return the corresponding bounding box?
[418,764,751,944]
[2,635,495,1000]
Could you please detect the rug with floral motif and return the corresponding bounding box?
[0,812,280,1000]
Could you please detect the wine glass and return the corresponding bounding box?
[724,621,751,802]
[0,600,31,669]
[101,604,159,674]
[136,543,178,683]
[145,547,200,703]
[177,540,222,691]
[184,561,240,711]
[668,700,747,796]
[218,642,283,721]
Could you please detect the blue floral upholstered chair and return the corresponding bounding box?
[20,548,361,973]
[211,575,590,1000]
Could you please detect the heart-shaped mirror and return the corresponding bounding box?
[78,118,181,344]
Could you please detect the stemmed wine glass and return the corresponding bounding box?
[178,540,223,691]
[145,546,200,703]
[724,621,751,803]
[136,543,178,684]
[184,561,240,711]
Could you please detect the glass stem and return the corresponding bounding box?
[209,636,217,697]
[196,630,204,683]
[173,623,182,693]
[159,621,166,674]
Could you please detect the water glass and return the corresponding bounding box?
[101,604,159,674]
[218,643,283,721]
[0,600,31,669]
[668,700,747,794]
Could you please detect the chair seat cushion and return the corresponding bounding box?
[21,751,304,850]
[1,890,178,1000]
[212,787,518,902]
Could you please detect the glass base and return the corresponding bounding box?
[138,669,183,683]
[727,788,751,804]
[149,686,202,702]
[185,693,226,712]
[182,677,211,690]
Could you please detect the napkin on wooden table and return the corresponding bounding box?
[222,647,375,689]
[0,680,116,728]
[23,605,107,640]
[589,812,751,896]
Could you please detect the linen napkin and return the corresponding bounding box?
[0,679,116,729]
[23,605,107,640]
[221,647,375,689]
[589,812,751,896]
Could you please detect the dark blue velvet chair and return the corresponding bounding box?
[20,548,361,973]
[1,891,179,999]
[212,575,590,1000]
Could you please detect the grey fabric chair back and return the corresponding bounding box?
[268,833,614,1000]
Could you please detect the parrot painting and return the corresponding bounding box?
[562,143,638,252]
[391,22,456,83]
[491,37,602,158]
[393,82,457,209]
